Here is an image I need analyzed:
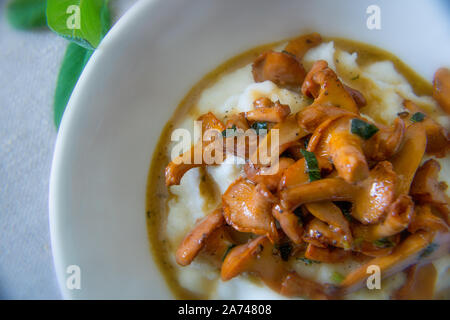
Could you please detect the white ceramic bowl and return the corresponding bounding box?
[49,0,450,299]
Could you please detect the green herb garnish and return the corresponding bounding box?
[351,75,360,81]
[251,121,268,135]
[350,118,379,140]
[420,243,438,258]
[410,112,426,123]
[50,0,112,128]
[300,149,321,182]
[222,124,237,137]
[222,244,237,261]
[297,257,321,265]
[331,272,345,284]
[373,237,395,248]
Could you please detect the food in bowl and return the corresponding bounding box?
[146,33,450,299]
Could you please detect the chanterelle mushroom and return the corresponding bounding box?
[272,203,304,245]
[284,32,322,60]
[296,103,355,133]
[280,161,398,226]
[176,206,225,266]
[352,161,397,224]
[303,217,351,249]
[339,231,441,295]
[280,177,356,210]
[221,236,334,299]
[221,236,286,292]
[403,100,449,158]
[390,122,427,196]
[165,112,225,186]
[408,204,449,233]
[308,115,369,183]
[302,60,359,113]
[352,194,414,241]
[410,159,450,222]
[305,201,353,247]
[246,100,291,123]
[245,157,294,192]
[222,178,279,242]
[304,243,351,264]
[252,51,306,88]
[363,118,405,161]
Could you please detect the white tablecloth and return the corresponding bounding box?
[0,0,135,299]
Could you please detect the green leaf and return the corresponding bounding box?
[52,0,111,128]
[297,257,320,265]
[6,0,47,30]
[300,149,321,182]
[373,237,395,248]
[222,124,237,137]
[54,43,93,128]
[46,0,111,49]
[222,244,236,262]
[420,243,438,258]
[410,112,426,123]
[251,121,268,135]
[350,118,379,140]
[331,271,345,284]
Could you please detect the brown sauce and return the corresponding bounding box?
[145,36,434,299]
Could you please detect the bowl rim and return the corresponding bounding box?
[48,0,449,299]
[48,0,156,299]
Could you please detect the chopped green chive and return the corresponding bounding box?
[373,237,395,248]
[350,118,379,140]
[300,149,321,182]
[331,272,345,284]
[351,75,360,80]
[410,112,426,123]
[420,243,438,258]
[222,244,236,261]
[222,124,237,137]
[251,121,268,135]
[297,257,321,265]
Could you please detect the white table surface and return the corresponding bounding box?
[0,0,136,299]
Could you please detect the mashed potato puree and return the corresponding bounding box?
[147,39,450,299]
